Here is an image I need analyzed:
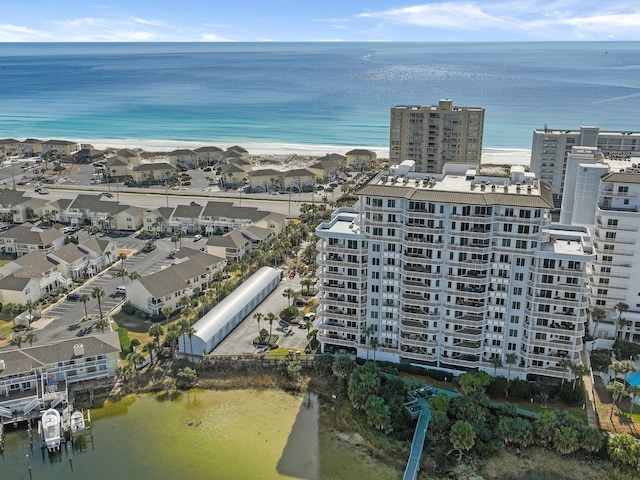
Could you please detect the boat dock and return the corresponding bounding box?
[36,406,93,452]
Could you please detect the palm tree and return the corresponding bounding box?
[128,270,141,282]
[24,300,35,326]
[94,317,110,333]
[161,306,173,325]
[79,293,90,321]
[92,286,105,318]
[105,250,113,266]
[171,233,180,249]
[165,327,179,358]
[10,334,24,349]
[505,353,518,381]
[149,324,164,346]
[489,357,503,377]
[614,302,629,340]
[607,381,628,421]
[267,313,275,337]
[283,288,295,307]
[590,307,606,339]
[144,341,156,366]
[117,268,128,284]
[23,331,39,347]
[370,337,379,362]
[628,385,640,418]
[254,312,263,339]
[179,319,196,360]
[558,358,573,387]
[117,252,128,268]
[570,363,589,390]
[126,351,144,370]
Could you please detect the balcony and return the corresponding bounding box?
[441,354,481,368]
[449,327,483,341]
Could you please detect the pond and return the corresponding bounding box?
[0,389,401,479]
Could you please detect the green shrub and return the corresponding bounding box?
[557,385,584,406]
[117,327,132,354]
[590,349,612,370]
[487,376,509,396]
[130,338,142,348]
[614,340,640,359]
[279,306,298,323]
[135,310,148,319]
[122,303,136,315]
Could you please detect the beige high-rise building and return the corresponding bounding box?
[389,99,485,173]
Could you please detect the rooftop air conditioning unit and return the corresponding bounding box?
[73,344,85,357]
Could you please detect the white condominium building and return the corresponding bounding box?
[316,161,594,382]
[531,126,640,208]
[389,99,484,174]
[589,168,640,342]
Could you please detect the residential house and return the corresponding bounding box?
[0,139,23,158]
[167,149,197,168]
[194,146,223,166]
[0,190,44,224]
[142,207,174,235]
[21,138,43,156]
[131,162,175,184]
[345,149,377,170]
[127,250,224,316]
[116,149,140,166]
[0,223,65,257]
[281,168,316,191]
[308,153,346,182]
[240,225,274,248]
[41,140,80,158]
[220,163,247,188]
[0,334,120,420]
[205,230,251,263]
[252,212,287,235]
[105,154,132,180]
[112,206,146,232]
[169,204,204,234]
[247,168,282,192]
[79,237,118,271]
[43,198,74,225]
[0,251,70,305]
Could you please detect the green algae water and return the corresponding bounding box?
[0,389,401,480]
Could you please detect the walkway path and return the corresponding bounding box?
[403,398,430,480]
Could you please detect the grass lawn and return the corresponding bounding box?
[0,318,14,347]
[112,310,155,346]
[266,346,303,357]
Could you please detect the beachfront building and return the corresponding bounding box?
[21,138,43,156]
[167,149,197,169]
[589,168,640,342]
[0,334,121,423]
[178,267,280,359]
[41,140,80,158]
[389,99,485,174]
[345,149,377,170]
[315,161,593,382]
[0,139,23,158]
[530,125,640,209]
[308,153,346,182]
[131,162,176,185]
[194,146,223,166]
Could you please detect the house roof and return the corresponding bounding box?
[221,163,245,174]
[137,268,190,298]
[283,168,315,178]
[0,138,21,144]
[2,333,121,369]
[0,274,32,292]
[117,149,138,158]
[601,172,640,184]
[0,190,28,207]
[23,138,43,144]
[168,149,197,156]
[46,198,73,211]
[69,195,127,215]
[206,230,250,249]
[0,349,45,377]
[80,237,111,255]
[0,223,65,245]
[173,248,225,268]
[250,168,281,178]
[229,157,251,166]
[194,146,223,153]
[44,140,78,146]
[12,251,59,278]
[201,202,267,222]
[227,145,248,153]
[173,204,203,218]
[48,242,85,263]
[242,225,272,241]
[346,149,375,156]
[133,162,175,172]
[171,258,207,280]
[106,155,129,167]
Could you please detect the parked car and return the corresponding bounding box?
[193,234,203,241]
[38,189,50,195]
[303,312,316,321]
[190,201,200,206]
[115,285,126,296]
[295,298,309,307]
[203,167,212,172]
[66,293,80,301]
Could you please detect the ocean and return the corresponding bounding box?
[1,42,639,157]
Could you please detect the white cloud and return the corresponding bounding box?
[0,24,51,41]
[201,33,231,42]
[355,1,640,40]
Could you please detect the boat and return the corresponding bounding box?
[70,411,85,432]
[42,408,62,452]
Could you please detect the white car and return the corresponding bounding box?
[193,234,203,241]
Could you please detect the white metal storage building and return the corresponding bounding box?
[178,267,280,358]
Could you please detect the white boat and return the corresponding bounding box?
[42,408,62,452]
[70,411,85,432]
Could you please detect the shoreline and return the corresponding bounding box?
[73,137,531,166]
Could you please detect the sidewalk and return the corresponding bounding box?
[582,345,600,429]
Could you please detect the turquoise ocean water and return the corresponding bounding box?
[0,42,639,151]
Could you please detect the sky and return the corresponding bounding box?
[1,1,639,42]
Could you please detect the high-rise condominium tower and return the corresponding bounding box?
[389,99,485,174]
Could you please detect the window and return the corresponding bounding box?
[388,199,396,208]
[516,258,526,267]
[371,285,379,293]
[515,273,524,281]
[372,244,380,252]
[371,298,379,306]
[510,315,519,324]
[509,329,518,337]
[513,287,522,295]
[372,198,383,207]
